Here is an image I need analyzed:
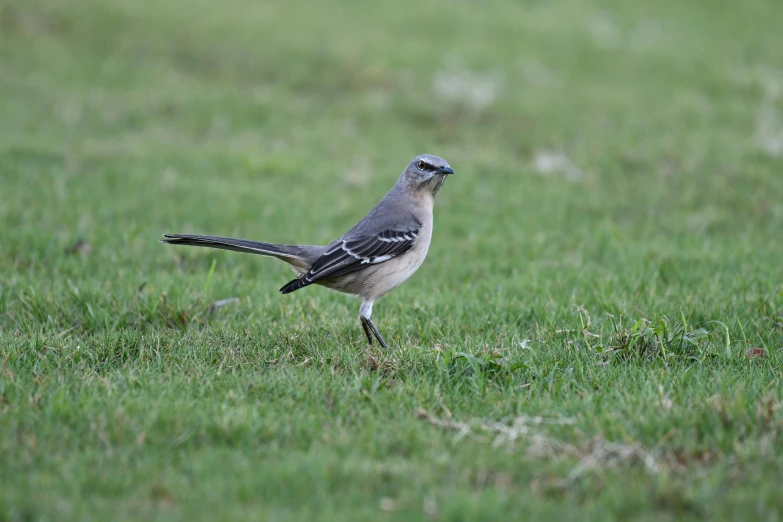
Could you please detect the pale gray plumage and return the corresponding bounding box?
[162,153,454,348]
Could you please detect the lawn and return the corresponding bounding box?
[2,0,783,520]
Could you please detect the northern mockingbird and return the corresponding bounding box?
[162,154,454,348]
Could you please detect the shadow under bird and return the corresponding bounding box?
[161,154,454,348]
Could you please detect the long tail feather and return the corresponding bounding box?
[162,234,304,260]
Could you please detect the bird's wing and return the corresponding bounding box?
[279,224,421,294]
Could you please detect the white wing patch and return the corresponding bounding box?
[344,242,395,265]
[361,255,392,265]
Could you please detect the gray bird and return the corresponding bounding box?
[162,154,454,348]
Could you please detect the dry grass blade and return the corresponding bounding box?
[417,409,576,447]
[208,297,240,315]
[419,410,660,484]
[567,440,660,482]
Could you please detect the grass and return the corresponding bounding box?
[2,0,783,519]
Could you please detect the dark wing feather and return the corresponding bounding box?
[279,226,420,294]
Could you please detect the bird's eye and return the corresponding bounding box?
[417,160,428,170]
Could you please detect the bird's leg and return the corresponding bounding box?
[360,317,373,345]
[360,300,388,349]
[365,317,388,349]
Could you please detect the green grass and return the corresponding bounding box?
[2,0,783,519]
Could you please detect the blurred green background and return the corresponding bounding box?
[1,0,782,520]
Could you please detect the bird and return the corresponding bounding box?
[161,154,454,349]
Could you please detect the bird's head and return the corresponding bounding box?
[401,154,454,196]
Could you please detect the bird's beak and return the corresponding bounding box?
[438,166,455,175]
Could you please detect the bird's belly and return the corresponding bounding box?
[367,249,427,296]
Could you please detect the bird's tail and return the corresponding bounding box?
[161,233,321,271]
